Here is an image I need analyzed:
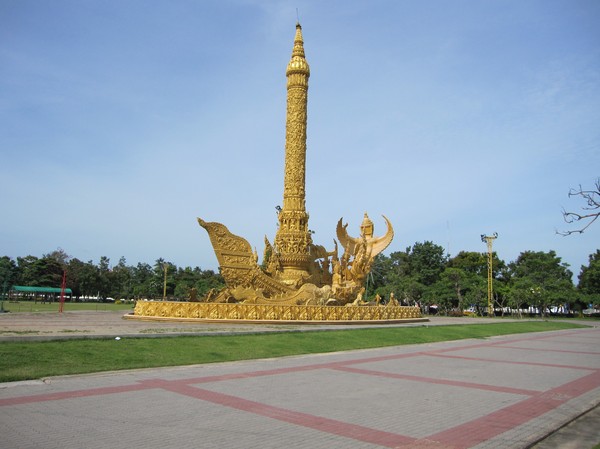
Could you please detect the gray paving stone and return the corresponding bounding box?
[1,315,599,448]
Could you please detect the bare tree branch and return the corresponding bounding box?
[558,178,600,236]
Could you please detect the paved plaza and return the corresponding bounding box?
[1,312,599,448]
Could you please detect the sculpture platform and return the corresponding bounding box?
[130,301,426,325]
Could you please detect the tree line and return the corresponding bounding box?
[368,243,599,316]
[0,249,224,301]
[1,245,599,316]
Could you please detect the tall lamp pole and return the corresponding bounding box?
[58,270,67,313]
[1,280,7,313]
[481,233,498,317]
[162,263,168,301]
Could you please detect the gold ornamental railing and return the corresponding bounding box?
[133,301,422,322]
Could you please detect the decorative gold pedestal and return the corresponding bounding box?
[130,301,426,324]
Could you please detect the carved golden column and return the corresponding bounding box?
[274,23,312,285]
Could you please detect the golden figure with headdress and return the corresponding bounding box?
[336,213,394,285]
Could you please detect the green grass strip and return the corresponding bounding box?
[0,321,584,382]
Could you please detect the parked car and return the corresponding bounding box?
[582,308,600,317]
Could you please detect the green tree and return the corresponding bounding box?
[372,243,446,308]
[366,253,391,296]
[372,251,417,304]
[406,241,448,286]
[109,257,133,299]
[44,248,70,266]
[506,277,536,318]
[427,266,489,315]
[426,268,465,314]
[397,277,426,305]
[174,266,199,299]
[0,256,18,298]
[97,256,112,298]
[66,258,99,298]
[195,269,224,297]
[372,251,406,299]
[131,262,154,298]
[387,251,411,278]
[440,267,467,310]
[507,251,574,316]
[465,277,488,315]
[446,251,507,314]
[16,256,38,285]
[578,250,600,294]
[18,255,63,287]
[447,251,505,278]
[153,259,177,299]
[578,250,600,309]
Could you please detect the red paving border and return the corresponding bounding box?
[427,371,600,448]
[2,328,600,448]
[149,379,416,448]
[427,352,597,370]
[331,365,541,396]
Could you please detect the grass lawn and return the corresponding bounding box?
[0,320,584,382]
[1,301,135,313]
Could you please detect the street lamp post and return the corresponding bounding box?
[481,232,498,317]
[163,263,168,301]
[1,280,7,313]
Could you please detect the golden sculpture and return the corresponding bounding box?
[196,23,394,306]
[132,23,423,322]
[274,22,312,287]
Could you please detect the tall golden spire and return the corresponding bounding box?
[287,23,310,76]
[274,23,312,285]
[196,22,398,309]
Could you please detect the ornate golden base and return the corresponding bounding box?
[131,301,426,324]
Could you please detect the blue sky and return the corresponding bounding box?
[1,0,598,279]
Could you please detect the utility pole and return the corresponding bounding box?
[0,280,7,313]
[58,270,67,313]
[480,233,498,317]
[163,263,168,301]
